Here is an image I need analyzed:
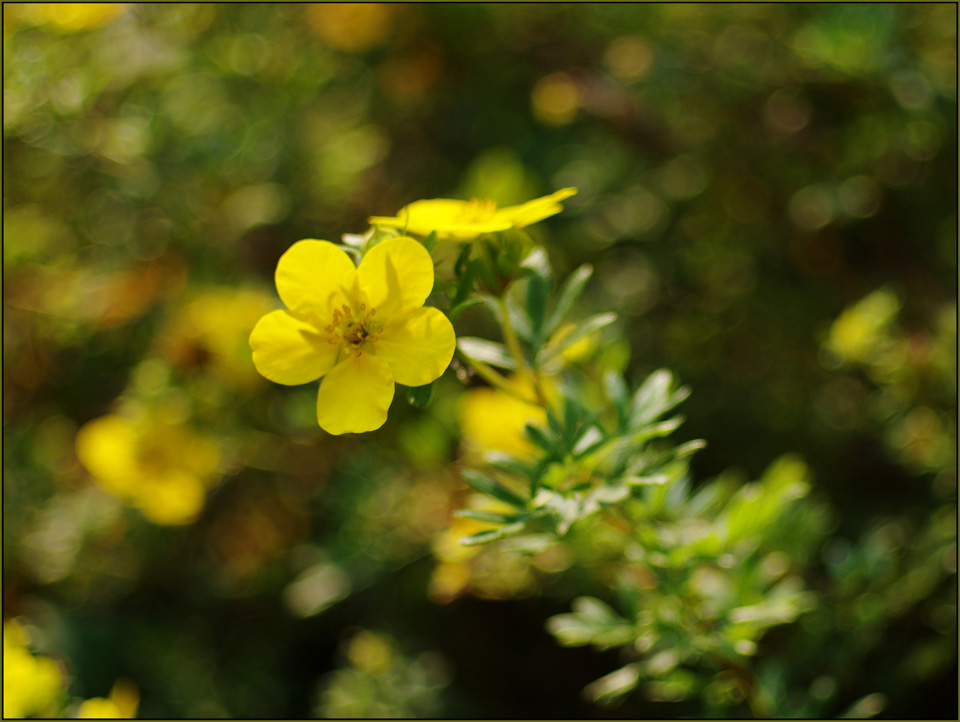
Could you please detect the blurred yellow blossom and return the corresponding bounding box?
[9,3,126,32]
[3,620,64,719]
[369,188,577,241]
[305,3,397,53]
[75,413,221,525]
[457,375,549,456]
[249,237,455,434]
[429,502,539,603]
[77,680,138,719]
[161,287,275,388]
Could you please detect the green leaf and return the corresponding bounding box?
[525,423,563,458]
[459,468,528,508]
[584,663,643,706]
[457,337,516,369]
[421,230,438,253]
[448,296,484,320]
[543,264,593,338]
[546,597,635,650]
[525,271,551,347]
[538,312,617,364]
[406,382,435,408]
[460,520,527,546]
[454,509,525,525]
[630,369,690,426]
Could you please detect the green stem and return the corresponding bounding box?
[457,349,541,409]
[497,295,548,407]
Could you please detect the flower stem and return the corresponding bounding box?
[456,349,541,409]
[497,295,549,407]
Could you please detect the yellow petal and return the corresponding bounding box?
[357,236,435,319]
[136,471,206,525]
[275,240,357,320]
[315,353,394,434]
[370,199,512,239]
[78,698,124,719]
[109,679,139,719]
[75,416,140,496]
[250,309,338,385]
[498,187,577,227]
[376,307,455,387]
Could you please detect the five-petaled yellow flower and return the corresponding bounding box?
[368,188,577,241]
[249,236,456,434]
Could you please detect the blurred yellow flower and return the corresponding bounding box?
[249,237,456,434]
[369,188,577,241]
[457,375,548,456]
[77,680,139,719]
[75,414,221,525]
[11,3,126,32]
[305,3,397,53]
[3,621,64,719]
[162,287,275,388]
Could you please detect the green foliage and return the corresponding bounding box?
[3,3,955,720]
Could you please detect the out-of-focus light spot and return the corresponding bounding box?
[305,3,397,53]
[600,187,666,237]
[788,184,834,230]
[712,23,769,68]
[889,69,934,110]
[810,675,837,701]
[825,288,900,364]
[220,183,291,235]
[838,175,881,218]
[763,88,812,135]
[346,630,393,675]
[98,116,152,164]
[604,36,655,82]
[22,488,123,584]
[903,120,941,161]
[318,124,388,178]
[227,33,269,76]
[283,560,351,618]
[3,204,75,265]
[657,155,707,200]
[13,3,126,32]
[379,44,444,104]
[532,72,580,126]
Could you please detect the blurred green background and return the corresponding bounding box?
[3,3,956,718]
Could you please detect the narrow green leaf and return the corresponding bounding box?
[543,264,593,338]
[460,520,527,546]
[538,312,617,365]
[525,423,563,458]
[630,369,691,426]
[448,296,485,320]
[525,271,550,346]
[454,509,525,524]
[460,468,527,508]
[421,230,438,253]
[457,337,516,369]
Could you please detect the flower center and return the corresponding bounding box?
[325,303,383,356]
[456,198,499,224]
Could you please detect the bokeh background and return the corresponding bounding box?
[3,3,956,718]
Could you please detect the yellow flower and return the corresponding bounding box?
[369,188,577,241]
[75,414,221,525]
[249,236,456,435]
[77,680,138,719]
[11,3,127,32]
[457,375,549,456]
[3,621,64,719]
